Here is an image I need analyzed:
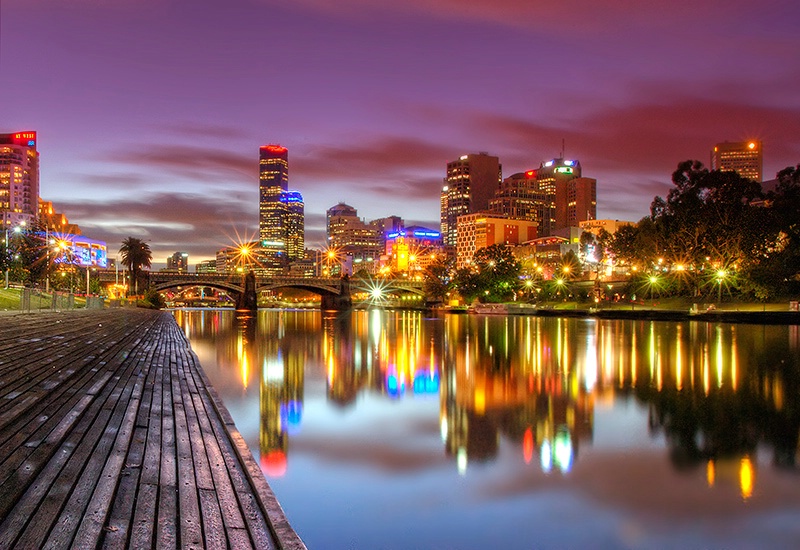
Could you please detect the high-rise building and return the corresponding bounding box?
[440,153,501,247]
[325,202,383,274]
[167,251,189,272]
[1,131,40,229]
[488,170,550,235]
[259,145,289,261]
[258,145,306,272]
[711,141,763,182]
[555,177,596,230]
[280,190,304,261]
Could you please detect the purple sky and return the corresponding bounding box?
[2,0,799,265]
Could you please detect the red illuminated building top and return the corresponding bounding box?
[261,144,287,155]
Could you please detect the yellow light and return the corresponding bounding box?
[748,142,756,149]
[740,456,754,500]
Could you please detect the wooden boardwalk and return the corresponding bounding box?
[0,308,306,549]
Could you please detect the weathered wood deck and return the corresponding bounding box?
[0,308,306,549]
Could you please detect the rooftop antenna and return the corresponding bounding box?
[560,139,565,159]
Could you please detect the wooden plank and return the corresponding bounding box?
[0,310,301,550]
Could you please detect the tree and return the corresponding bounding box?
[422,256,453,304]
[119,237,152,296]
[471,244,522,303]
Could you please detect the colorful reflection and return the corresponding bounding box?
[175,309,800,497]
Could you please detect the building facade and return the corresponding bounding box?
[440,153,502,247]
[166,251,189,272]
[555,176,596,230]
[258,145,305,273]
[488,170,549,235]
[455,213,538,269]
[711,140,763,182]
[1,131,39,229]
[326,203,383,274]
[280,190,305,261]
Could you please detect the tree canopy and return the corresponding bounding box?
[119,237,152,295]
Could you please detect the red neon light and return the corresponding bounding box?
[261,144,287,154]
[523,427,534,464]
[525,170,536,178]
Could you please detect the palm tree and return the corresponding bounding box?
[119,237,152,296]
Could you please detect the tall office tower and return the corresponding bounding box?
[0,131,40,229]
[440,153,501,247]
[488,170,553,236]
[167,252,189,272]
[280,190,305,261]
[259,145,289,249]
[711,141,763,182]
[555,177,597,229]
[536,158,582,234]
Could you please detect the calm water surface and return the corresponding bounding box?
[173,309,800,549]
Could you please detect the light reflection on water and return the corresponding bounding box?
[174,309,800,549]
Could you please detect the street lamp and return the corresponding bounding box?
[4,222,25,289]
[716,269,726,303]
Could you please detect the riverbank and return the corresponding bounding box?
[463,298,800,324]
[0,308,305,549]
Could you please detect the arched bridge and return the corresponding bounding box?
[101,271,426,310]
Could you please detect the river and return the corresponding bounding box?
[173,308,800,549]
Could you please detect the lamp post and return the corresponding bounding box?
[716,270,726,303]
[4,223,25,290]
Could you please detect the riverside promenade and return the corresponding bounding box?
[0,308,306,549]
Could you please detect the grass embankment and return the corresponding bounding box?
[534,296,796,313]
[0,288,89,311]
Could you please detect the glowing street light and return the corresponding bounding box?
[716,269,727,303]
[4,222,25,289]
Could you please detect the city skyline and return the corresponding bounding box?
[1,0,799,265]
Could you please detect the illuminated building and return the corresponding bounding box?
[578,219,634,237]
[216,241,271,274]
[166,251,189,272]
[440,153,502,247]
[535,158,591,233]
[0,132,39,229]
[488,171,552,235]
[325,202,383,274]
[556,176,596,230]
[384,226,443,273]
[712,140,763,182]
[280,190,304,261]
[455,213,537,269]
[38,199,81,235]
[258,145,306,272]
[196,259,216,273]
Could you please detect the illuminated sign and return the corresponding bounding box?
[525,170,537,178]
[555,167,573,174]
[50,233,108,268]
[563,160,575,166]
[544,160,554,167]
[10,131,36,148]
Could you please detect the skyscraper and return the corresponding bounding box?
[555,177,597,230]
[259,145,289,251]
[440,153,501,247]
[488,170,551,235]
[1,131,39,229]
[711,141,763,182]
[280,190,304,261]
